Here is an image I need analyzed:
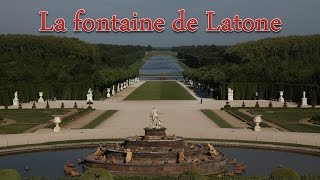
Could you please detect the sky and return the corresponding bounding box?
[1,0,320,47]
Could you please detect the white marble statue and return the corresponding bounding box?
[112,85,115,95]
[87,88,93,102]
[227,87,234,101]
[149,107,162,129]
[12,91,19,106]
[302,91,308,106]
[88,88,93,95]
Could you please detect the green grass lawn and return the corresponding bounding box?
[250,109,320,133]
[201,109,233,128]
[125,81,196,100]
[82,110,118,129]
[0,109,69,134]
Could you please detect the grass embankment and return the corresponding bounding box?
[201,109,232,128]
[125,81,195,100]
[250,109,320,133]
[0,109,69,134]
[129,54,151,70]
[82,110,118,129]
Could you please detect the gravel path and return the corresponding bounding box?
[63,110,105,129]
[213,110,250,128]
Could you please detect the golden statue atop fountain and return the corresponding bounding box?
[208,143,219,157]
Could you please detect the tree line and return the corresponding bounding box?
[176,35,320,104]
[0,34,145,105]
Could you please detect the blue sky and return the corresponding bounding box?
[1,0,319,46]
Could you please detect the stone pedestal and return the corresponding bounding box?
[302,98,308,106]
[53,115,62,133]
[279,91,284,102]
[38,92,44,103]
[12,98,19,107]
[107,88,111,98]
[227,88,234,101]
[144,127,167,140]
[87,94,93,102]
[253,115,262,132]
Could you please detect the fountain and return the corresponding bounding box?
[83,107,227,176]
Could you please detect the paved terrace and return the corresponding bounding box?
[0,81,319,148]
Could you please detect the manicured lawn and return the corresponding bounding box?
[125,81,195,100]
[82,110,118,129]
[250,109,320,133]
[201,109,233,128]
[0,109,69,134]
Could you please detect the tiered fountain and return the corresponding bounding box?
[83,107,227,176]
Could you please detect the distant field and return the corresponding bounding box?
[125,81,195,100]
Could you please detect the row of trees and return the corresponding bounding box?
[179,35,320,104]
[0,34,146,105]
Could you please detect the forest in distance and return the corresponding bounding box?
[0,34,145,104]
[174,35,320,104]
[0,34,320,105]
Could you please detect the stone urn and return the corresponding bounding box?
[53,115,62,132]
[38,92,45,103]
[279,91,284,102]
[253,115,262,132]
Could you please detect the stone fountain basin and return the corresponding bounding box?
[124,136,186,149]
[83,152,227,176]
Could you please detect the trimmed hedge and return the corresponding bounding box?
[269,167,300,180]
[80,168,114,180]
[178,171,206,180]
[0,169,20,180]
